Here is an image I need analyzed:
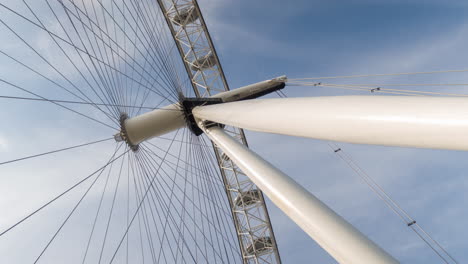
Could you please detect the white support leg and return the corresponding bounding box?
[193,96,468,151]
[199,124,399,264]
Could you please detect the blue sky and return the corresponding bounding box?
[199,0,468,263]
[1,0,468,263]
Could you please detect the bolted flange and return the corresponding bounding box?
[114,113,139,151]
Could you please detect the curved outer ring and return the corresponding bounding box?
[155,1,282,263]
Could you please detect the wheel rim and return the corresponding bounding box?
[0,0,279,263]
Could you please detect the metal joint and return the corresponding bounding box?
[181,97,223,135]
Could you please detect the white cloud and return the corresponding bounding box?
[0,135,8,151]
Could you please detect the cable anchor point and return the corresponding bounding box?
[371,87,381,93]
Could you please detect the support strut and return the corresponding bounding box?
[198,124,399,264]
[193,96,468,151]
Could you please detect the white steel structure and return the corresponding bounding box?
[119,77,468,264]
[0,0,464,264]
[119,78,408,264]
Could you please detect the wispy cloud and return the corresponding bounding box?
[0,135,8,152]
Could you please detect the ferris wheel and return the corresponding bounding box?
[0,0,465,264]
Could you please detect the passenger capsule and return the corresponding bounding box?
[190,53,217,71]
[220,152,230,161]
[173,6,199,26]
[234,189,261,207]
[245,237,273,256]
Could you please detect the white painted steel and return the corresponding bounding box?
[124,104,185,145]
[122,77,286,146]
[213,76,287,102]
[199,125,399,264]
[193,96,468,151]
